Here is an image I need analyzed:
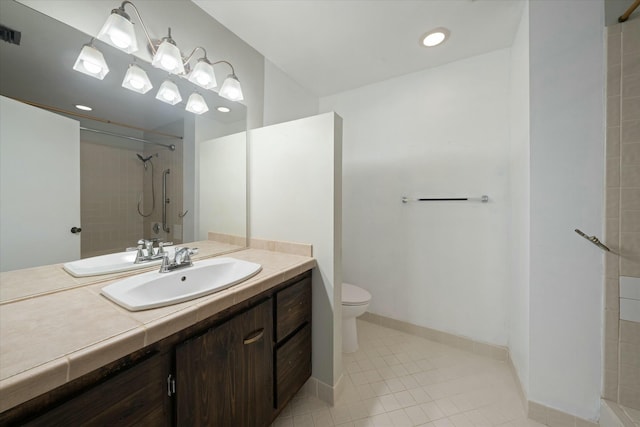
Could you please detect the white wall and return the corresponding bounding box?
[249,112,342,388]
[528,0,604,420]
[320,50,511,347]
[507,3,531,396]
[0,96,81,271]
[263,58,319,127]
[199,132,247,239]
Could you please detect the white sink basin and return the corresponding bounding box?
[63,247,177,277]
[100,257,262,311]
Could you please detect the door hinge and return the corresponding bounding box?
[167,374,176,397]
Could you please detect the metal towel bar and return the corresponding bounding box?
[402,195,489,203]
[574,229,610,252]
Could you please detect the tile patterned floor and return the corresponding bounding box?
[272,319,545,427]
[621,405,640,427]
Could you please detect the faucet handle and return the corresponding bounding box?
[159,252,171,273]
[134,244,146,264]
[158,241,174,254]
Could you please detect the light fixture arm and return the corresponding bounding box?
[183,46,209,65]
[119,0,157,54]
[212,60,236,75]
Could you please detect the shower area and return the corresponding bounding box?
[79,121,184,258]
[602,11,640,422]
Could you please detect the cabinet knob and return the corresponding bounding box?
[70,226,82,234]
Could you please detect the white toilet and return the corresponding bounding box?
[341,283,372,353]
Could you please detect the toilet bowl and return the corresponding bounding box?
[342,283,372,353]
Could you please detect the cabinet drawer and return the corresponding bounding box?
[276,277,311,342]
[276,323,311,408]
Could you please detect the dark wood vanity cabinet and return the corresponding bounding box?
[175,298,273,427]
[0,271,312,427]
[274,275,312,410]
[22,351,172,427]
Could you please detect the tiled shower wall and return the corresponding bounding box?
[141,140,184,245]
[604,17,640,409]
[80,123,184,258]
[80,141,144,258]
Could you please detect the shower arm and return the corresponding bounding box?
[162,169,170,233]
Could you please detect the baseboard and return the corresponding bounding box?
[360,312,508,361]
[301,374,344,406]
[507,352,528,414]
[528,401,598,427]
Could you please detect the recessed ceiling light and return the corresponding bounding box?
[420,28,450,47]
[75,104,92,111]
[216,106,231,113]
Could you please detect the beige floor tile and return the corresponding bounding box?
[274,320,530,427]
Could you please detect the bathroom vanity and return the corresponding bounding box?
[0,247,314,426]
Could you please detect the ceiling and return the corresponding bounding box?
[193,0,526,97]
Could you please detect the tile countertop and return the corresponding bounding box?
[0,246,316,413]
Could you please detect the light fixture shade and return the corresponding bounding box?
[97,11,138,53]
[186,92,209,114]
[219,74,243,101]
[73,44,109,80]
[122,64,153,94]
[188,59,217,90]
[155,80,182,105]
[152,40,185,74]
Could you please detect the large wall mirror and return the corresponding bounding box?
[0,1,248,277]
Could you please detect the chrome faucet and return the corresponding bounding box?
[159,247,198,273]
[134,239,173,264]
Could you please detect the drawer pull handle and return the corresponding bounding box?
[243,328,265,345]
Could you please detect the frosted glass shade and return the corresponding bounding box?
[186,92,209,115]
[73,45,109,80]
[219,74,243,101]
[155,80,182,105]
[152,40,185,75]
[97,12,138,53]
[188,60,217,90]
[122,64,153,94]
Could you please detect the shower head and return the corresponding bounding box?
[137,154,153,163]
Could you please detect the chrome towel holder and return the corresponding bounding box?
[574,229,611,252]
[402,195,489,203]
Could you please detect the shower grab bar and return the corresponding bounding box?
[574,229,610,252]
[402,195,489,203]
[79,127,176,151]
[162,169,170,233]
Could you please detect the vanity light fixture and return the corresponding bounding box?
[420,28,450,47]
[77,0,246,115]
[187,56,217,90]
[185,92,209,115]
[151,28,185,75]
[219,72,244,102]
[97,3,138,53]
[122,64,153,94]
[216,106,231,113]
[72,42,109,80]
[155,80,182,105]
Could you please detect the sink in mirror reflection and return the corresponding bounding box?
[100,257,262,311]
[63,245,178,277]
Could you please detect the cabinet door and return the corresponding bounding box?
[24,352,171,427]
[175,299,273,427]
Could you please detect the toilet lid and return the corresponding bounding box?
[342,283,372,306]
